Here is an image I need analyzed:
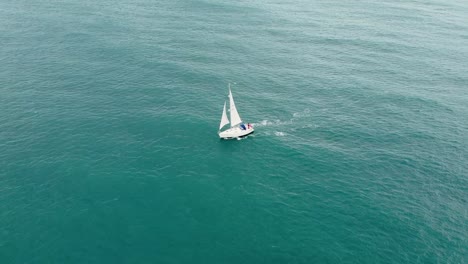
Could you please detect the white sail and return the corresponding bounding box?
[219,101,230,130]
[229,87,242,127]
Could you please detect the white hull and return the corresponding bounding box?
[219,126,254,139]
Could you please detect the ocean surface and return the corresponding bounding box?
[1,0,467,263]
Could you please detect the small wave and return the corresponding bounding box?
[292,108,311,118]
[275,131,286,136]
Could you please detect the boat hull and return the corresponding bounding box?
[219,127,254,139]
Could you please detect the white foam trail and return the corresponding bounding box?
[252,119,292,127]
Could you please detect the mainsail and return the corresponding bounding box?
[219,101,230,130]
[228,88,242,127]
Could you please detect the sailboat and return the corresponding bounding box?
[218,84,254,139]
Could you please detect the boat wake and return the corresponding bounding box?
[252,108,317,137]
[251,120,290,137]
[252,109,315,137]
[252,119,292,127]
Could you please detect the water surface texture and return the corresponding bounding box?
[1,0,467,263]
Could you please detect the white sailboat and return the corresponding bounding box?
[218,84,254,139]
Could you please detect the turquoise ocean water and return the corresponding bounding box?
[1,0,467,263]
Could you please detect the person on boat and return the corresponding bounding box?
[247,123,252,129]
[240,123,246,130]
